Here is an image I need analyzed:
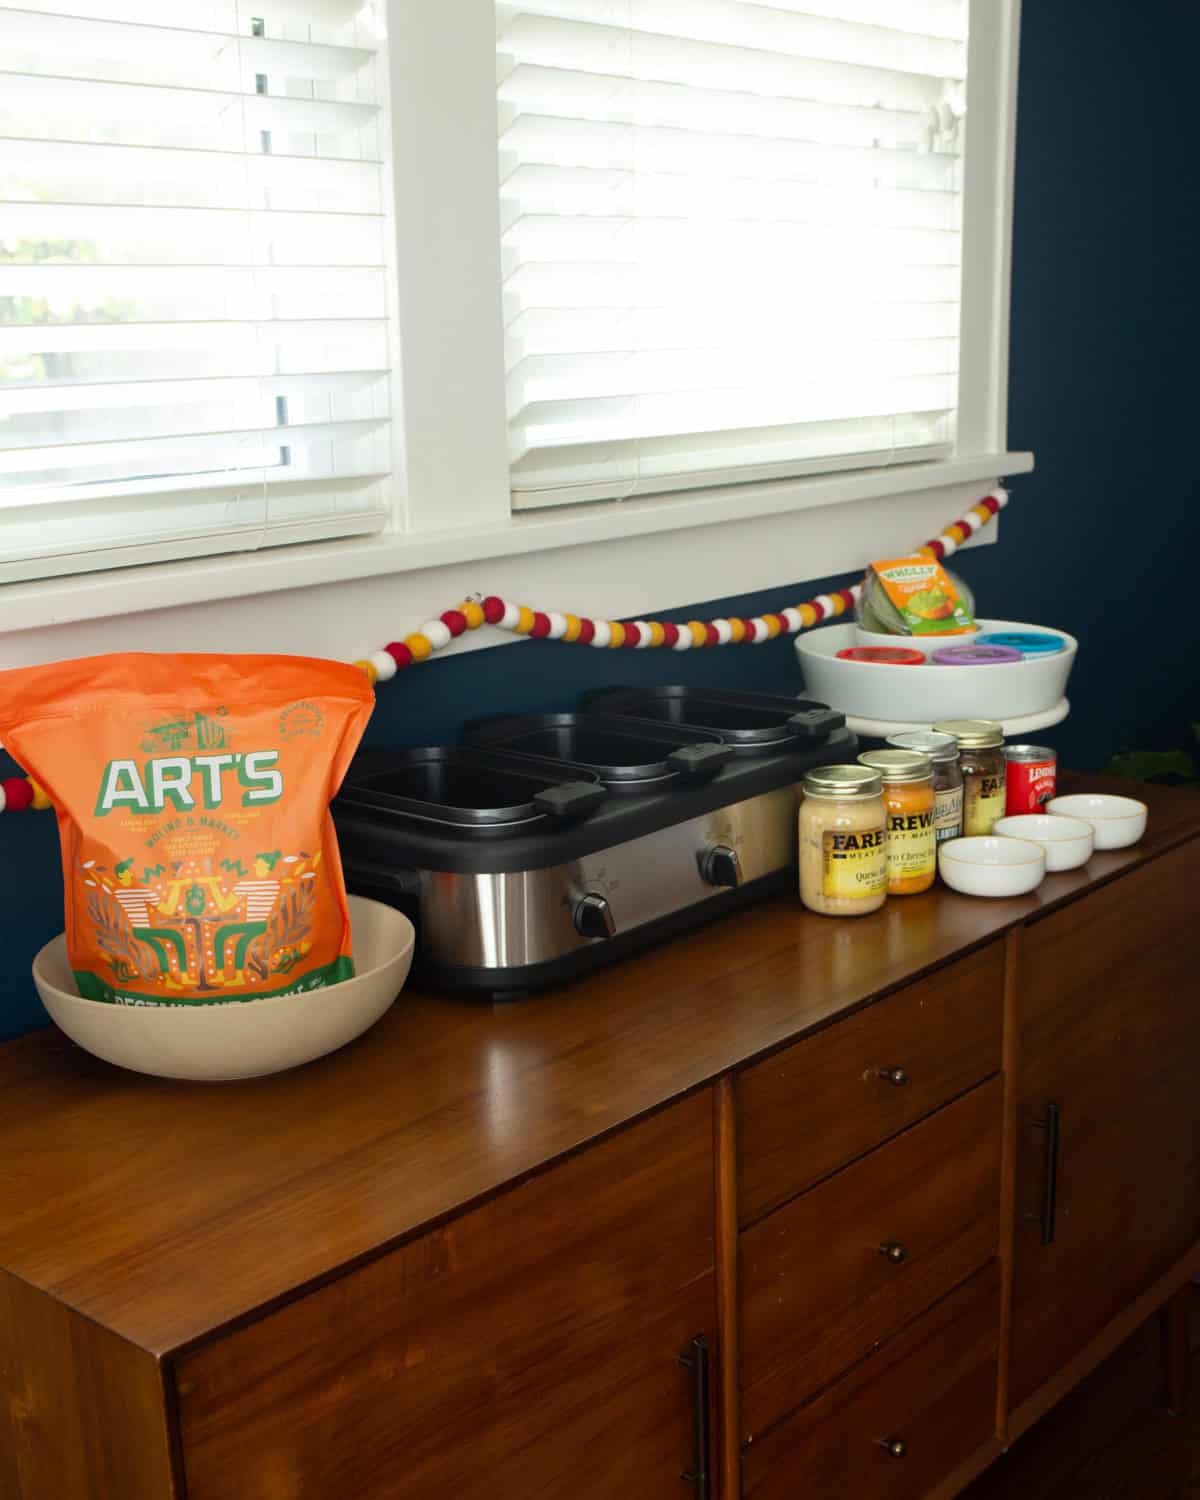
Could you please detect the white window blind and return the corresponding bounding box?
[496,0,969,509]
[0,0,392,582]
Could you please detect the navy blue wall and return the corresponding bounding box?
[1,0,1194,1039]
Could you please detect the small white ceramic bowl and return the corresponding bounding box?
[31,894,414,1082]
[1045,793,1148,850]
[992,813,1094,872]
[938,836,1046,898]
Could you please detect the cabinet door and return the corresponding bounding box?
[176,1092,715,1500]
[1010,843,1200,1409]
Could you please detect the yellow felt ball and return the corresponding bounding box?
[406,633,433,662]
[515,605,535,635]
[27,778,52,811]
[830,594,846,616]
[608,621,626,648]
[462,601,484,630]
[917,544,938,559]
[764,615,781,638]
[799,604,817,628]
[947,524,968,545]
[728,619,746,643]
[688,621,708,647]
[971,504,993,527]
[563,613,583,641]
[354,658,378,685]
[647,621,665,646]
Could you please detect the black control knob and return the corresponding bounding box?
[700,844,742,889]
[574,892,616,940]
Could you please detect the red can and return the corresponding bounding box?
[1005,744,1057,814]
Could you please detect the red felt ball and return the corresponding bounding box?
[927,538,946,560]
[530,611,551,638]
[577,618,596,645]
[980,494,1000,514]
[809,600,826,621]
[385,641,414,669]
[483,595,506,624]
[623,622,641,648]
[704,623,719,647]
[742,619,757,643]
[441,609,467,637]
[2,777,33,812]
[662,621,679,647]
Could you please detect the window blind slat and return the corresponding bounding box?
[496,0,966,507]
[0,0,393,576]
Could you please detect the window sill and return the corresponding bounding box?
[1,452,1031,644]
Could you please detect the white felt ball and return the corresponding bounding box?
[500,601,520,630]
[546,611,568,639]
[633,620,652,648]
[590,620,612,648]
[672,626,692,650]
[420,620,452,651]
[939,534,958,558]
[369,649,398,682]
[992,486,1009,508]
[713,619,733,645]
[814,595,835,618]
[0,786,6,815]
[781,608,803,633]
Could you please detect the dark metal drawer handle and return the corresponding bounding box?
[879,1438,908,1459]
[1026,1100,1061,1246]
[877,1066,909,1087]
[879,1241,908,1265]
[680,1335,710,1498]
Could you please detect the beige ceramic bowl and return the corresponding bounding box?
[31,895,414,1082]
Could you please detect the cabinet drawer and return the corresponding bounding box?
[743,1262,1000,1500]
[175,1094,715,1500]
[741,1076,1001,1438]
[738,941,1003,1225]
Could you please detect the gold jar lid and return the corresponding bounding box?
[886,730,959,764]
[803,764,883,799]
[932,718,1004,749]
[858,749,933,784]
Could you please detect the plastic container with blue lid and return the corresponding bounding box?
[975,630,1065,656]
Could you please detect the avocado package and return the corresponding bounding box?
[860,556,977,637]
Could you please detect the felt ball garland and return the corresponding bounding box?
[0,488,1008,816]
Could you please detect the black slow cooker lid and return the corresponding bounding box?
[337,746,606,830]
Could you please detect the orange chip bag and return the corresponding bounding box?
[0,653,373,1006]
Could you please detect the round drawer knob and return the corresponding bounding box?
[877,1066,909,1087]
[879,1241,908,1265]
[881,1438,908,1460]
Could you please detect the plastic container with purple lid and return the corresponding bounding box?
[930,643,1023,667]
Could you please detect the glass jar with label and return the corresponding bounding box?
[799,765,887,917]
[858,750,937,895]
[886,730,963,843]
[933,720,1006,835]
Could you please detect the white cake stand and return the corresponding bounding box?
[843,697,1070,740]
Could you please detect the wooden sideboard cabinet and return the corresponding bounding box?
[1,776,1198,1500]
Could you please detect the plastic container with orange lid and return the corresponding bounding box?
[857,749,937,895]
[835,646,925,666]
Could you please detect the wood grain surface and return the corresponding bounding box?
[736,942,1003,1226]
[740,1076,1002,1438]
[1008,840,1200,1409]
[177,1092,714,1500]
[742,1263,1001,1500]
[0,776,1195,1359]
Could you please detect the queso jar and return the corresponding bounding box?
[887,730,963,843]
[858,750,937,895]
[933,719,1006,835]
[799,765,887,917]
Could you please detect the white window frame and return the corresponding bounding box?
[0,0,1030,657]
